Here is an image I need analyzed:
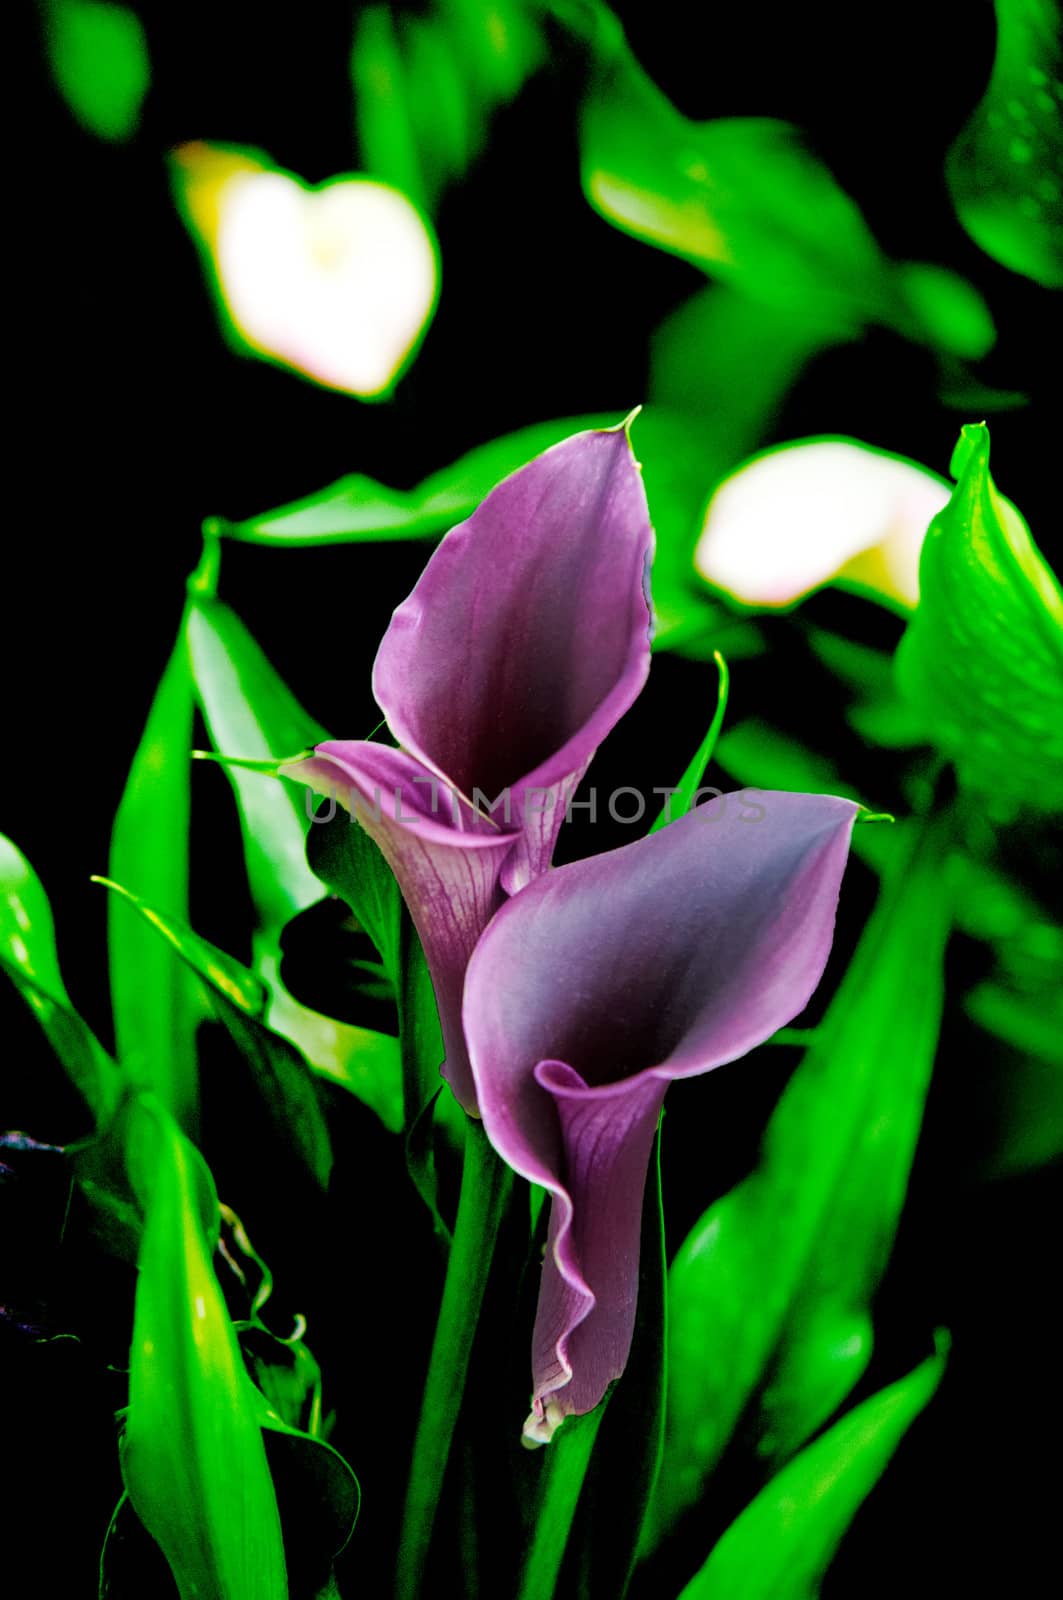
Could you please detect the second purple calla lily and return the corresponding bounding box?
[461,790,859,1443]
[281,423,654,1112]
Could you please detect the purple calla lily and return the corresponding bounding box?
[281,424,654,1111]
[461,790,859,1442]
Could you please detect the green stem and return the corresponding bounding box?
[517,1406,608,1600]
[395,1117,513,1600]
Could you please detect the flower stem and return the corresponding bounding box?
[395,1115,513,1600]
[516,1405,607,1600]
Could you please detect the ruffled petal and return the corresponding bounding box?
[524,1064,667,1443]
[373,424,655,888]
[463,791,858,1429]
[281,741,518,1112]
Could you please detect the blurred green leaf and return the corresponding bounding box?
[676,1337,948,1599]
[640,291,827,642]
[97,879,333,1188]
[714,720,860,802]
[967,978,1063,1068]
[648,817,951,1546]
[121,1098,289,1600]
[45,0,150,143]
[575,2,992,354]
[0,833,120,1122]
[895,424,1063,817]
[221,414,617,545]
[946,0,1063,287]
[109,629,202,1129]
[352,6,427,206]
[352,0,543,210]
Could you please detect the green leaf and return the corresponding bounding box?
[676,1337,948,1599]
[306,810,402,982]
[121,1098,289,1600]
[188,596,404,1133]
[351,0,543,211]
[574,3,990,354]
[96,879,333,1188]
[351,5,428,208]
[895,424,1063,817]
[0,834,120,1122]
[648,817,951,1546]
[650,653,729,831]
[967,978,1063,1068]
[946,0,1063,287]
[243,1334,360,1582]
[187,595,326,948]
[46,0,150,143]
[109,628,202,1128]
[220,415,618,545]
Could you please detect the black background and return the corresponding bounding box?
[6,0,1061,1594]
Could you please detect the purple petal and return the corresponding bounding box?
[524,1064,667,1444]
[281,742,518,1112]
[373,425,655,890]
[462,791,859,1435]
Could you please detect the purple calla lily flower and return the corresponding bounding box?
[461,790,859,1443]
[281,424,654,1112]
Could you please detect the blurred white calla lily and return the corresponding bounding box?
[694,438,951,611]
[172,143,439,398]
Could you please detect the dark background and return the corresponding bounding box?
[7,0,1061,1593]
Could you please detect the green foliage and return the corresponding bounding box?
[109,628,202,1129]
[0,832,121,1123]
[218,415,617,545]
[947,0,1063,286]
[648,818,951,1546]
[351,0,544,211]
[188,590,404,1133]
[46,0,150,142]
[650,653,729,831]
[95,878,334,1187]
[575,1,992,354]
[121,1099,289,1599]
[676,1337,948,1599]
[895,424,1063,817]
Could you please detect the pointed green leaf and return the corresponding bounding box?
[97,879,333,1188]
[676,1337,948,1600]
[46,0,150,143]
[575,3,989,356]
[649,817,951,1546]
[188,597,403,1132]
[121,1098,289,1600]
[220,415,617,545]
[651,654,729,831]
[187,595,326,946]
[0,834,120,1122]
[946,0,1063,287]
[895,423,1063,817]
[109,629,201,1128]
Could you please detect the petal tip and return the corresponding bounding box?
[521,1397,567,1448]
